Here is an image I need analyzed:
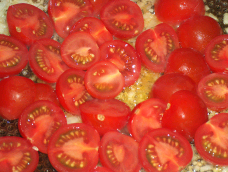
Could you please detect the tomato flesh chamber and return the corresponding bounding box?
[0,45,19,66]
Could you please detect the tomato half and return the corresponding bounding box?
[128,98,166,142]
[0,136,39,172]
[100,40,141,87]
[84,61,125,99]
[29,38,70,83]
[48,123,100,172]
[79,99,131,136]
[89,0,111,17]
[61,32,100,70]
[99,131,141,172]
[0,34,28,78]
[135,23,179,73]
[138,128,193,172]
[7,3,54,46]
[90,166,113,172]
[195,113,228,166]
[48,0,94,38]
[100,0,144,39]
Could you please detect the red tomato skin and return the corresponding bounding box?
[154,0,205,26]
[162,90,208,142]
[0,34,28,78]
[151,73,197,103]
[177,16,223,54]
[164,48,211,84]
[0,76,36,120]
[90,166,113,172]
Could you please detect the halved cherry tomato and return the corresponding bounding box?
[84,61,125,99]
[135,23,179,73]
[197,73,228,111]
[99,131,141,172]
[48,123,100,172]
[162,90,208,142]
[128,98,166,142]
[7,3,54,46]
[100,40,141,87]
[138,128,193,172]
[61,32,100,70]
[0,34,28,78]
[70,17,113,47]
[48,0,94,38]
[0,136,39,172]
[18,100,67,154]
[100,0,144,39]
[79,99,131,136]
[195,113,228,166]
[90,0,110,17]
[90,166,113,172]
[29,38,70,83]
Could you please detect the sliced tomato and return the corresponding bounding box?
[197,73,228,111]
[0,136,39,172]
[84,61,125,99]
[70,17,113,47]
[61,32,100,70]
[89,0,111,17]
[100,40,141,87]
[138,128,193,172]
[0,34,28,78]
[99,131,141,172]
[90,166,113,172]
[29,38,70,83]
[18,100,67,154]
[128,98,166,142]
[56,68,92,115]
[48,0,94,38]
[135,23,179,73]
[7,3,54,46]
[48,123,100,172]
[195,113,228,166]
[79,99,131,136]
[100,0,144,39]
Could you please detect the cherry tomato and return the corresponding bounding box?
[128,98,166,142]
[99,131,141,172]
[7,3,54,46]
[138,128,193,172]
[61,32,100,70]
[100,40,141,87]
[18,100,67,154]
[195,113,228,166]
[90,166,113,172]
[0,136,39,172]
[197,73,228,111]
[70,17,113,47]
[0,34,28,78]
[48,123,100,172]
[177,16,223,54]
[84,61,125,99]
[29,38,70,83]
[48,0,94,38]
[0,76,36,120]
[164,48,211,84]
[100,0,144,39]
[151,73,197,103]
[154,0,205,26]
[89,0,110,17]
[135,23,179,72]
[162,90,208,142]
[79,99,131,136]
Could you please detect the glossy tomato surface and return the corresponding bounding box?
[139,128,193,172]
[195,113,228,166]
[100,40,141,87]
[90,166,113,172]
[0,76,36,120]
[136,23,179,72]
[0,136,39,172]
[162,90,208,142]
[0,34,28,78]
[48,123,100,172]
[100,0,144,39]
[99,131,141,172]
[89,0,110,17]
[7,3,54,46]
